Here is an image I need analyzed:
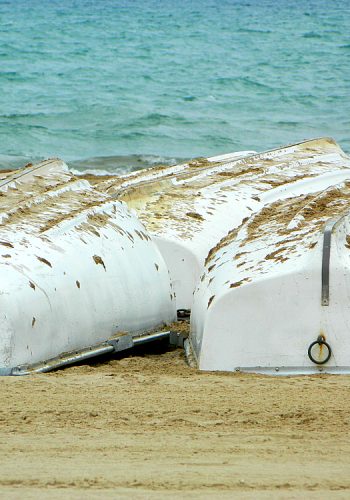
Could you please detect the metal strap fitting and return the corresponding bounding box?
[321,220,334,306]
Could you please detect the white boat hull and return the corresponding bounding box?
[189,139,350,373]
[0,160,175,373]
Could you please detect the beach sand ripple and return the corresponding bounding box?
[0,343,350,498]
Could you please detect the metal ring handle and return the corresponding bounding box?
[308,339,332,365]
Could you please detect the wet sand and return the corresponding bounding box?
[1,344,350,499]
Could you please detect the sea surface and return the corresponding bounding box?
[0,0,349,174]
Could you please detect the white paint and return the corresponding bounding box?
[190,138,350,373]
[0,160,175,370]
[100,150,259,310]
[154,237,201,310]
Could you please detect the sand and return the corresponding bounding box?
[0,343,350,499]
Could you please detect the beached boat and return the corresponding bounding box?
[98,137,350,374]
[189,138,350,374]
[95,149,256,310]
[2,137,350,375]
[0,159,176,374]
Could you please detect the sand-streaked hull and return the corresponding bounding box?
[0,160,175,373]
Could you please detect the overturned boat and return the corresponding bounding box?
[2,137,350,375]
[190,139,350,374]
[0,160,176,374]
[97,137,350,374]
[95,148,256,310]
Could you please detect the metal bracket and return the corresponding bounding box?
[108,334,134,352]
[321,220,335,306]
[177,309,190,320]
[321,209,350,306]
[169,331,187,348]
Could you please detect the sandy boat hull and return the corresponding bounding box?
[0,160,176,373]
[188,139,350,373]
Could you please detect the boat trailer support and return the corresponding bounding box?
[9,329,186,376]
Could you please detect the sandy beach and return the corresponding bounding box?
[0,340,350,499]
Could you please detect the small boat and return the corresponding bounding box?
[0,159,176,374]
[189,138,350,374]
[95,148,256,310]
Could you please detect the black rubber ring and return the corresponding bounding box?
[308,340,332,365]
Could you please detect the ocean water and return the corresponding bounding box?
[0,0,349,173]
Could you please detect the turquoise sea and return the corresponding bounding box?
[0,0,349,173]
